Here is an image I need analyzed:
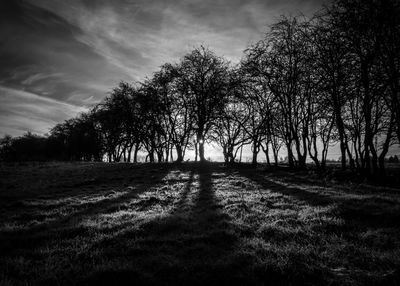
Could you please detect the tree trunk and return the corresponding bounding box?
[157,151,163,163]
[332,95,347,170]
[252,140,258,166]
[378,114,395,176]
[127,143,133,162]
[222,145,228,163]
[294,134,307,169]
[393,89,400,143]
[133,142,140,163]
[273,151,278,167]
[195,143,198,162]
[252,151,257,166]
[199,141,206,162]
[286,142,294,168]
[229,153,235,164]
[262,142,271,166]
[378,155,386,177]
[149,151,154,163]
[265,150,270,166]
[176,144,184,163]
[227,146,235,164]
[339,140,347,170]
[165,144,169,162]
[307,136,320,169]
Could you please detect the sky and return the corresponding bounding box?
[0,0,330,137]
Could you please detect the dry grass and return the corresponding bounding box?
[0,162,399,285]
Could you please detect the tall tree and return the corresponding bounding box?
[179,46,230,162]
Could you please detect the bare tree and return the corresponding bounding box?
[213,69,250,164]
[179,46,230,162]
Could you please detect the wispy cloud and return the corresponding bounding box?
[0,86,86,136]
[0,0,329,137]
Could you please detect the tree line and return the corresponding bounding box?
[1,0,399,176]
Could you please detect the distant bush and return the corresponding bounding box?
[0,133,50,161]
[0,131,101,162]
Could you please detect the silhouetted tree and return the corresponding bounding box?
[324,0,398,175]
[152,64,194,162]
[213,69,250,164]
[51,112,103,161]
[179,46,230,162]
[245,17,314,168]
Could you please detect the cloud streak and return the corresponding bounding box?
[0,0,329,137]
[0,86,87,136]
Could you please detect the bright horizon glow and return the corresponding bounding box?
[134,141,400,163]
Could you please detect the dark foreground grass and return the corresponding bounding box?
[0,162,400,285]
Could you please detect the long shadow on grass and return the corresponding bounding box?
[236,167,400,230]
[173,170,194,212]
[235,168,400,285]
[0,164,171,256]
[82,163,245,286]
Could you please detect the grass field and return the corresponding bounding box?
[1,162,400,285]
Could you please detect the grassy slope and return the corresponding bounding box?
[0,162,400,286]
